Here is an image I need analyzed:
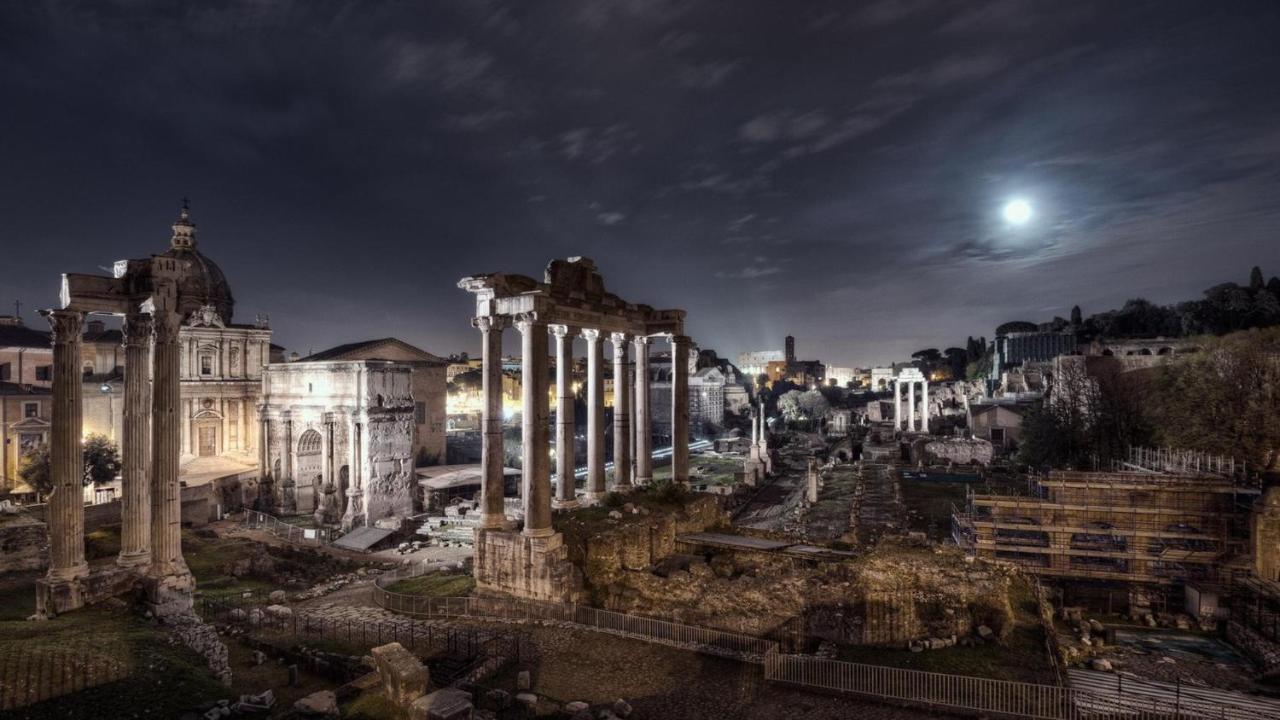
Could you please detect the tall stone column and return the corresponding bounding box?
[282,414,296,513]
[517,314,552,537]
[610,333,632,491]
[149,310,187,574]
[921,381,930,434]
[117,312,152,568]
[551,325,578,507]
[908,381,916,432]
[475,316,507,529]
[44,309,88,582]
[670,335,690,485]
[633,336,652,485]
[582,329,605,500]
[894,380,903,430]
[343,416,362,528]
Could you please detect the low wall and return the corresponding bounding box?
[24,483,216,531]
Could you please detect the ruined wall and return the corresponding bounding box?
[0,514,47,573]
[914,437,993,466]
[1252,487,1280,582]
[570,495,724,591]
[411,363,446,466]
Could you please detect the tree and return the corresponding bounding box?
[82,434,120,484]
[1070,305,1083,326]
[17,434,120,497]
[1250,265,1265,291]
[777,390,804,422]
[18,445,51,496]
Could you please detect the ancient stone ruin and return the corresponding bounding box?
[458,257,692,602]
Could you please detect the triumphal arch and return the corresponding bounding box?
[458,257,691,601]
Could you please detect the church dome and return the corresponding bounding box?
[160,202,235,323]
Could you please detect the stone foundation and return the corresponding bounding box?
[474,529,583,603]
[145,567,197,617]
[35,564,144,617]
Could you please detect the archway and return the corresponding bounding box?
[296,429,323,512]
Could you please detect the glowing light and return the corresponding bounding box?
[1003,198,1032,225]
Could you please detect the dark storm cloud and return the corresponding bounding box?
[2,0,1279,366]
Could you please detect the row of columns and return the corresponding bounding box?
[43,307,188,585]
[473,315,689,537]
[894,376,930,432]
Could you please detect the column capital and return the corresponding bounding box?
[152,310,182,345]
[609,332,631,350]
[669,334,691,347]
[633,335,652,348]
[472,315,508,333]
[43,309,85,342]
[513,312,543,333]
[580,328,601,343]
[549,323,577,339]
[122,312,153,347]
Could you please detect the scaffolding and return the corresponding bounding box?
[952,468,1261,591]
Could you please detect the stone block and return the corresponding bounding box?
[294,690,340,716]
[410,689,473,720]
[371,642,429,708]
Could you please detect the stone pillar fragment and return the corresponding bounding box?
[117,312,152,568]
[551,325,578,507]
[282,415,296,513]
[475,316,507,528]
[670,335,690,485]
[894,380,903,431]
[44,309,88,582]
[517,315,553,536]
[583,329,605,500]
[921,380,930,434]
[610,333,632,491]
[633,336,651,485]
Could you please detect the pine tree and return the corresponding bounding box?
[1250,266,1265,291]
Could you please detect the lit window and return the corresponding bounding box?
[200,355,213,375]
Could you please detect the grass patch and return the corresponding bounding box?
[344,689,407,720]
[383,573,475,597]
[0,605,230,717]
[84,526,122,561]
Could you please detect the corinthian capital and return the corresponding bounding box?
[152,310,182,345]
[580,328,601,343]
[472,315,508,333]
[513,312,542,333]
[122,312,154,347]
[44,309,85,343]
[610,332,631,352]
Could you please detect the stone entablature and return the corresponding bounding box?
[259,360,415,529]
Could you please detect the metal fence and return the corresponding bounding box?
[241,510,335,545]
[372,565,1271,720]
[0,638,130,710]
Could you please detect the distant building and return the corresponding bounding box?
[826,365,856,387]
[0,381,51,494]
[967,401,1029,450]
[737,349,784,378]
[297,338,448,466]
[869,367,895,392]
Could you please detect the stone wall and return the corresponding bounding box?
[1252,487,1280,582]
[571,495,724,591]
[0,514,48,573]
[913,437,994,466]
[25,483,213,531]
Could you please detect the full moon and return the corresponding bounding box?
[1003,198,1032,225]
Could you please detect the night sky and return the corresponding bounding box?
[3,1,1280,367]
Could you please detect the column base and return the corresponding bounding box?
[609,484,635,494]
[144,566,196,618]
[479,512,511,530]
[634,475,652,486]
[582,491,605,505]
[47,562,90,583]
[116,550,152,569]
[552,498,581,510]
[521,525,556,539]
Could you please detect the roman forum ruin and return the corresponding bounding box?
[459,257,691,601]
[36,206,215,618]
